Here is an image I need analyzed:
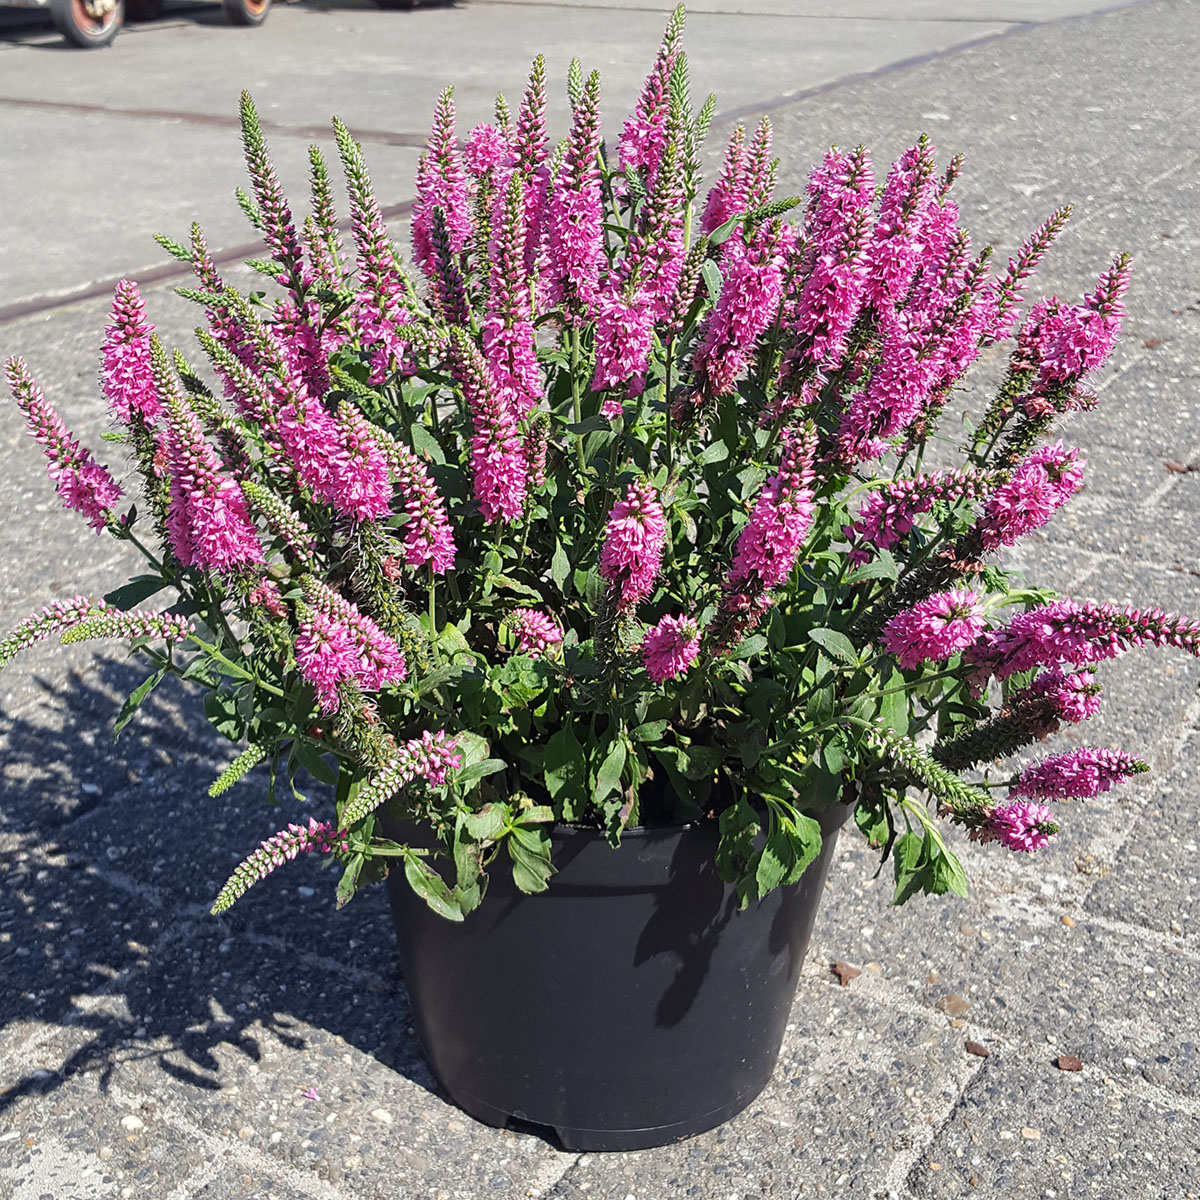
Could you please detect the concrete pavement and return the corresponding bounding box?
[2,0,1200,1196]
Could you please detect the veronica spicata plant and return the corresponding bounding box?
[2,7,1186,918]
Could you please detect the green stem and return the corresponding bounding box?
[570,327,587,474]
[186,633,286,698]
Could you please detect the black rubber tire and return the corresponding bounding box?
[222,0,269,26]
[50,0,123,46]
[124,0,163,20]
[373,0,417,8]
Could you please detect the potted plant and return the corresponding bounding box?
[2,5,1192,1151]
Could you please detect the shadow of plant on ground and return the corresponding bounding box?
[0,655,450,1126]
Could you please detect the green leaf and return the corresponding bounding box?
[508,825,556,893]
[754,831,793,895]
[403,853,464,922]
[113,667,166,739]
[463,802,508,841]
[729,633,768,661]
[335,853,364,909]
[699,439,729,466]
[707,214,744,247]
[409,423,446,465]
[930,844,969,899]
[487,573,542,600]
[455,758,507,789]
[104,575,169,610]
[293,739,337,785]
[543,724,587,811]
[551,542,571,593]
[855,794,893,852]
[631,719,669,743]
[844,552,898,585]
[808,627,859,665]
[701,258,723,299]
[716,797,760,884]
[891,832,928,906]
[878,668,909,734]
[593,740,627,804]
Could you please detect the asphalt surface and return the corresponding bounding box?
[2,0,1200,1197]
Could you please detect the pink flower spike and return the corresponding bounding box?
[101,280,162,425]
[988,801,1058,853]
[506,608,562,658]
[591,292,654,397]
[881,589,986,670]
[642,614,701,683]
[464,123,509,177]
[377,436,456,574]
[729,427,817,592]
[162,386,263,573]
[599,479,667,611]
[5,357,123,535]
[412,89,471,278]
[701,125,748,236]
[977,441,1085,550]
[1011,746,1147,801]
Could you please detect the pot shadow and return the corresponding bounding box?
[0,655,449,1125]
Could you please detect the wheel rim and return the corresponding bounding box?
[74,0,118,32]
[242,0,267,13]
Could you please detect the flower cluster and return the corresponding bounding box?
[1,9,1184,919]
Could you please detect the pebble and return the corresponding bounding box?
[1055,1054,1083,1072]
[1021,1127,1041,1141]
[297,886,315,898]
[370,1108,394,1125]
[964,1040,990,1058]
[936,993,971,1017]
[119,1115,144,1132]
[238,1126,254,1140]
[1061,915,1075,927]
[98,1148,113,1161]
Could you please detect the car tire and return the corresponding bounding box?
[373,0,418,9]
[50,0,123,46]
[125,0,163,20]
[222,0,270,26]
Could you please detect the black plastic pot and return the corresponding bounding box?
[385,804,849,1152]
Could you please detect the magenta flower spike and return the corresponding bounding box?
[544,69,604,323]
[0,595,109,669]
[881,589,987,670]
[977,441,1085,550]
[862,138,938,312]
[5,357,123,535]
[1011,746,1147,801]
[333,117,414,386]
[591,291,655,401]
[465,123,510,178]
[101,280,162,425]
[211,817,349,915]
[987,801,1059,853]
[511,56,551,278]
[642,614,701,683]
[692,222,792,399]
[984,205,1073,344]
[618,4,684,186]
[297,577,407,711]
[1031,253,1131,394]
[483,175,541,418]
[448,329,527,524]
[412,89,472,279]
[701,125,748,237]
[845,467,993,565]
[507,608,562,658]
[376,435,456,573]
[331,403,394,523]
[599,479,667,611]
[743,117,776,209]
[339,730,463,828]
[728,426,817,593]
[161,379,264,573]
[240,92,308,296]
[1025,667,1103,724]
